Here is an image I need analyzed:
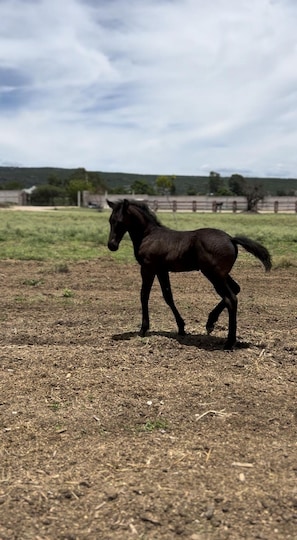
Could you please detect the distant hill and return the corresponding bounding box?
[0,166,297,196]
[0,167,77,187]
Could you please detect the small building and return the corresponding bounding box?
[0,186,36,206]
[0,190,25,206]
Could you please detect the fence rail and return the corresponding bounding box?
[87,193,297,213]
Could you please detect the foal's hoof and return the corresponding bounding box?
[139,329,148,338]
[178,328,186,336]
[206,324,214,335]
[223,341,235,351]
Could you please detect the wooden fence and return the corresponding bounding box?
[91,194,297,213]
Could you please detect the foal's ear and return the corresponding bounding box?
[123,199,129,211]
[107,199,115,209]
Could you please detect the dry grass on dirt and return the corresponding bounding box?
[0,259,296,540]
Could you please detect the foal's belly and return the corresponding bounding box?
[166,257,198,272]
[160,247,200,272]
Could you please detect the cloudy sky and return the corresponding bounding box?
[1,0,297,177]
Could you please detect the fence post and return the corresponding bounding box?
[232,200,237,213]
[212,200,217,212]
[274,200,279,213]
[172,200,177,212]
[295,201,297,213]
[192,200,197,212]
[153,200,158,212]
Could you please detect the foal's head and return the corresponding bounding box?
[107,199,159,251]
[107,199,129,251]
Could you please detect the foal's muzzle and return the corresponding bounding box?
[108,239,119,251]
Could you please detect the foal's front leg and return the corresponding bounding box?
[157,270,185,335]
[139,266,155,337]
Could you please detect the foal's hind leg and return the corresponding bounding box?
[206,276,240,334]
[218,279,238,349]
[157,270,185,335]
[206,299,225,335]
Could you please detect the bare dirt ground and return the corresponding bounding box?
[0,259,296,540]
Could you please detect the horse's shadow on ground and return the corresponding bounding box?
[111,330,251,351]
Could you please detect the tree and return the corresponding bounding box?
[208,171,224,195]
[48,173,64,187]
[66,178,92,205]
[67,168,88,182]
[131,179,155,195]
[228,174,246,196]
[65,169,106,203]
[31,185,65,206]
[187,185,197,196]
[87,171,106,194]
[109,185,131,195]
[217,186,233,196]
[228,174,265,211]
[156,175,176,195]
[245,183,265,212]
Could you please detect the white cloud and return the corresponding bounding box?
[1,0,297,176]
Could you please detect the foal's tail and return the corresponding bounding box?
[232,236,272,272]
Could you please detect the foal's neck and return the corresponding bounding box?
[128,207,158,251]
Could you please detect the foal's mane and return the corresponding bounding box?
[121,199,162,227]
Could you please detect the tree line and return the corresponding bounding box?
[1,167,295,209]
[24,171,181,205]
[29,169,265,211]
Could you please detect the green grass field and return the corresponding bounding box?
[0,208,296,267]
